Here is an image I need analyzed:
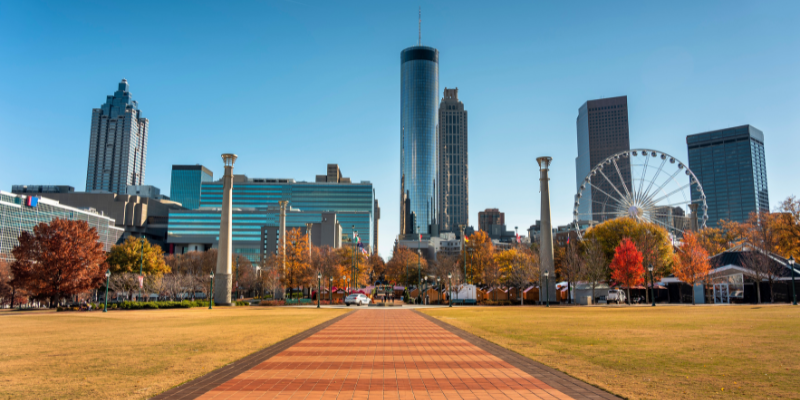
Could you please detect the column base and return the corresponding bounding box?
[214,273,233,305]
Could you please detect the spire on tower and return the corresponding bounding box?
[418,7,421,46]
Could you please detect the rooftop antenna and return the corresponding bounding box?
[418,7,421,46]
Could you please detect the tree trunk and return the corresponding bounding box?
[691,283,696,305]
[756,281,762,304]
[567,280,572,304]
[768,279,775,303]
[10,287,16,309]
[626,288,631,305]
[591,284,596,305]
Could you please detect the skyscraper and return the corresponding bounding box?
[400,45,439,237]
[85,79,148,194]
[438,88,468,233]
[170,165,213,210]
[687,125,768,227]
[575,95,631,223]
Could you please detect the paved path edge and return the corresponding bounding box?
[415,310,622,400]
[149,311,352,400]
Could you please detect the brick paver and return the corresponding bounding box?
[154,309,618,399]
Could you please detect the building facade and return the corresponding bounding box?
[575,95,631,223]
[478,208,504,233]
[85,79,148,194]
[11,185,74,194]
[167,165,378,264]
[437,88,469,233]
[687,125,768,227]
[11,190,185,250]
[0,191,124,262]
[400,45,439,237]
[170,165,213,209]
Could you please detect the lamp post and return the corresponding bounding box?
[459,224,467,284]
[544,271,550,308]
[329,276,333,304]
[209,272,214,309]
[417,248,422,304]
[437,277,441,305]
[790,256,796,306]
[648,264,656,307]
[317,271,322,308]
[424,276,428,305]
[448,272,453,307]
[103,270,111,312]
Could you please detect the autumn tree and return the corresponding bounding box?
[609,237,644,304]
[0,260,28,308]
[11,219,108,307]
[366,253,386,283]
[672,231,711,305]
[335,245,369,290]
[584,218,673,277]
[496,247,539,305]
[560,242,583,304]
[385,246,428,287]
[695,227,736,256]
[462,230,494,284]
[281,228,311,297]
[431,254,462,287]
[312,246,342,290]
[775,196,800,258]
[582,237,608,302]
[107,236,170,275]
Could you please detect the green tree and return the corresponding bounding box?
[583,217,674,278]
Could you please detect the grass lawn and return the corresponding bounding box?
[423,305,800,400]
[0,307,348,399]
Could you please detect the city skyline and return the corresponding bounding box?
[1,1,798,258]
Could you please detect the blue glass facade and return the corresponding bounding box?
[687,125,768,227]
[167,179,375,264]
[170,165,213,210]
[401,46,439,235]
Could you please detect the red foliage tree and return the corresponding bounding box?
[11,219,108,307]
[610,237,644,304]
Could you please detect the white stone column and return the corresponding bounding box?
[214,153,237,305]
[537,157,557,303]
[279,200,288,272]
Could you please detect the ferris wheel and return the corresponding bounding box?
[573,148,707,239]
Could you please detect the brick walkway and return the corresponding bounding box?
[155,310,618,400]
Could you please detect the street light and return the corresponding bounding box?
[139,237,145,302]
[329,276,333,304]
[648,264,655,307]
[447,272,453,307]
[103,270,111,312]
[544,271,550,308]
[317,271,322,308]
[209,272,215,309]
[790,256,796,306]
[437,277,441,305]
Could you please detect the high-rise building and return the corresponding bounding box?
[575,95,631,223]
[687,125,768,227]
[85,79,148,194]
[170,165,213,209]
[168,164,378,264]
[400,45,439,237]
[478,208,505,233]
[437,88,469,233]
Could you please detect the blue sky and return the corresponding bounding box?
[1,1,798,258]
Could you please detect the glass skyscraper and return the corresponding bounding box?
[400,45,439,236]
[170,165,213,210]
[687,125,768,227]
[85,79,148,194]
[575,96,631,223]
[437,88,468,233]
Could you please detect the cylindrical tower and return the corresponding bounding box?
[537,156,557,303]
[400,45,439,236]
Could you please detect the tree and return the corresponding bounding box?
[672,231,711,305]
[497,247,539,305]
[431,254,462,287]
[559,242,583,304]
[0,260,28,308]
[462,231,494,284]
[775,196,800,258]
[366,253,386,282]
[335,245,369,290]
[584,218,673,277]
[609,237,644,304]
[582,237,608,303]
[107,236,170,276]
[695,227,735,256]
[740,249,782,304]
[11,219,108,307]
[281,228,311,297]
[385,246,428,286]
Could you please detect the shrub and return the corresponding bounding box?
[235,300,250,306]
[259,300,286,306]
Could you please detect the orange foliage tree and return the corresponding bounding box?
[609,237,644,303]
[385,246,428,287]
[280,228,311,297]
[672,231,710,305]
[462,230,494,284]
[11,219,108,307]
[335,245,369,290]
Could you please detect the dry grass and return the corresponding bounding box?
[0,307,348,399]
[423,305,800,400]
